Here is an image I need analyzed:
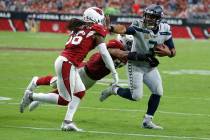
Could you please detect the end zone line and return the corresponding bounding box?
[2,125,210,140]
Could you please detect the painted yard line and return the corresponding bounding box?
[89,91,210,101]
[1,86,210,101]
[2,125,210,140]
[0,102,210,117]
[80,107,210,117]
[0,47,61,52]
[0,96,11,101]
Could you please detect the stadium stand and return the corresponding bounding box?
[0,0,209,17]
[0,0,209,39]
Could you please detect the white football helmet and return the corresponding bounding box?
[117,34,134,51]
[83,7,105,25]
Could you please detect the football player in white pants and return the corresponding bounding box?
[20,35,139,131]
[20,7,119,132]
[100,4,176,129]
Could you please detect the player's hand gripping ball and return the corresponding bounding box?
[154,44,171,57]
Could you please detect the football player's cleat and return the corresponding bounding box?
[50,76,57,89]
[61,121,83,132]
[141,115,163,130]
[20,90,33,113]
[99,84,118,102]
[29,101,40,112]
[26,76,38,91]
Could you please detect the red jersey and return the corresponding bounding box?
[61,24,107,67]
[85,39,126,80]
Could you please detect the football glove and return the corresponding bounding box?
[145,54,159,67]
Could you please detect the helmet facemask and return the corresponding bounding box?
[143,12,161,30]
[143,5,163,30]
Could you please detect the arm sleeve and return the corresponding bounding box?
[125,26,136,35]
[92,24,107,37]
[127,52,146,61]
[125,20,140,35]
[96,43,117,74]
[164,37,175,49]
[107,39,125,50]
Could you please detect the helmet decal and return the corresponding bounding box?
[92,7,103,16]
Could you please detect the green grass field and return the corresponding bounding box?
[0,31,210,140]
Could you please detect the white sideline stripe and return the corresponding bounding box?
[0,78,210,101]
[0,96,11,101]
[2,125,210,140]
[2,87,210,102]
[80,107,210,117]
[0,102,210,117]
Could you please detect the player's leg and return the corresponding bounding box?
[26,75,56,91]
[20,57,69,113]
[100,63,144,101]
[29,90,58,112]
[29,67,94,112]
[79,67,96,90]
[61,65,85,132]
[142,68,163,129]
[27,75,57,111]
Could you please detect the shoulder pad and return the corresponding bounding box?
[92,24,107,37]
[107,39,125,50]
[160,22,171,32]
[132,20,140,27]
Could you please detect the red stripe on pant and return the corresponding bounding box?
[61,61,72,100]
[36,75,53,86]
[58,91,85,106]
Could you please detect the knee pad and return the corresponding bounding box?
[74,91,85,99]
[58,95,69,106]
[153,84,163,96]
[131,91,143,101]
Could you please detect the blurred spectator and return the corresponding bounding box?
[0,0,209,19]
[104,0,121,15]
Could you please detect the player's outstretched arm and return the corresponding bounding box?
[95,34,119,85]
[108,48,128,63]
[109,24,127,34]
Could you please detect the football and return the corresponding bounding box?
[154,44,165,51]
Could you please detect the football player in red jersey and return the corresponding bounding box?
[19,7,119,131]
[22,35,134,131]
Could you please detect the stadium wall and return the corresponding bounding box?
[0,11,209,39]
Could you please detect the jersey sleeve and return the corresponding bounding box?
[92,24,107,37]
[163,23,172,40]
[107,39,125,50]
[164,37,175,49]
[125,20,139,35]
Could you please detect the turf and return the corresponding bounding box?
[0,31,210,140]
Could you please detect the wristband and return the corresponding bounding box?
[109,26,114,32]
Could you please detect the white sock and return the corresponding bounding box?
[143,114,153,122]
[32,93,58,104]
[113,86,119,94]
[64,96,81,121]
